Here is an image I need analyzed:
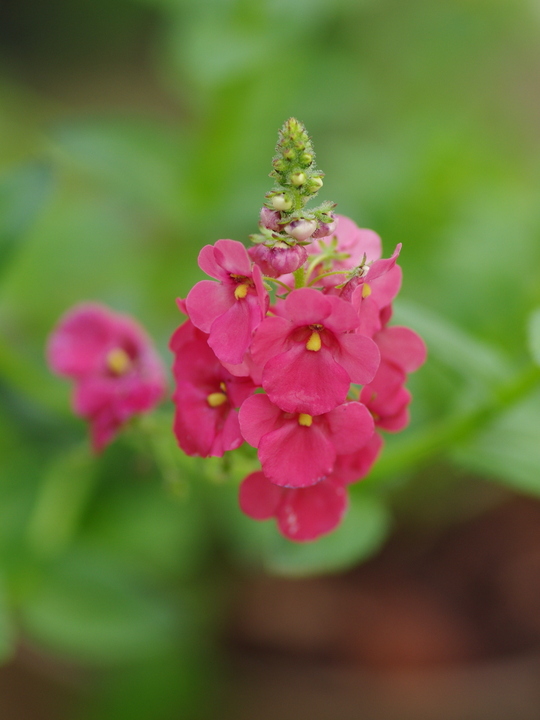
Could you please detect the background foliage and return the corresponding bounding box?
[1,0,540,716]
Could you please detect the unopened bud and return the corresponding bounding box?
[312,216,337,239]
[283,148,294,160]
[273,158,286,172]
[284,219,317,242]
[291,172,306,187]
[260,207,281,231]
[301,153,313,166]
[311,176,323,190]
[272,194,293,211]
[249,243,308,278]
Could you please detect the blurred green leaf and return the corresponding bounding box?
[19,549,178,664]
[52,119,184,222]
[453,389,540,497]
[26,444,96,558]
[0,575,16,664]
[0,162,54,279]
[527,308,540,367]
[394,300,512,385]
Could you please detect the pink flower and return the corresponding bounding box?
[170,320,256,457]
[332,433,384,484]
[248,242,308,278]
[345,245,403,336]
[361,324,427,432]
[251,288,380,415]
[238,394,374,488]
[47,303,166,452]
[239,470,348,541]
[185,239,268,365]
[309,214,382,287]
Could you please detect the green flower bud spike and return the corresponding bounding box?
[266,118,325,214]
[254,119,338,266]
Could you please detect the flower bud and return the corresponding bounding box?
[284,219,317,242]
[310,176,324,190]
[249,243,308,278]
[312,216,337,239]
[259,207,281,231]
[272,194,293,211]
[291,172,306,187]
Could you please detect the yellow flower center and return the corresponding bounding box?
[207,392,228,408]
[106,347,132,375]
[362,283,372,298]
[298,413,313,427]
[234,283,249,300]
[306,330,322,352]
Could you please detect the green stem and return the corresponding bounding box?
[308,269,349,286]
[293,266,306,289]
[263,276,292,292]
[369,363,540,482]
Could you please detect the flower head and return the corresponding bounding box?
[238,394,374,488]
[252,288,380,415]
[47,303,166,452]
[185,239,269,365]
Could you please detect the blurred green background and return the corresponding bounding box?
[2,0,540,717]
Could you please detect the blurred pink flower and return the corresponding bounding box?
[47,303,166,452]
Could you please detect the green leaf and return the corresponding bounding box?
[0,162,54,279]
[527,308,540,367]
[52,119,183,221]
[453,389,540,497]
[26,445,96,558]
[0,575,15,664]
[393,300,512,384]
[19,549,178,664]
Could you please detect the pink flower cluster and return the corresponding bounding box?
[171,215,426,542]
[47,304,167,452]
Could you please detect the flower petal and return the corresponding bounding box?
[333,433,383,485]
[251,316,290,370]
[238,394,284,448]
[325,401,375,455]
[213,239,252,276]
[369,265,402,308]
[47,304,115,377]
[197,245,229,281]
[284,288,332,326]
[335,333,380,386]
[276,477,348,541]
[259,419,336,488]
[173,381,219,457]
[208,295,258,365]
[186,280,234,333]
[375,326,427,373]
[263,344,351,415]
[239,471,283,520]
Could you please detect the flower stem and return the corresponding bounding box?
[293,266,306,289]
[263,276,293,292]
